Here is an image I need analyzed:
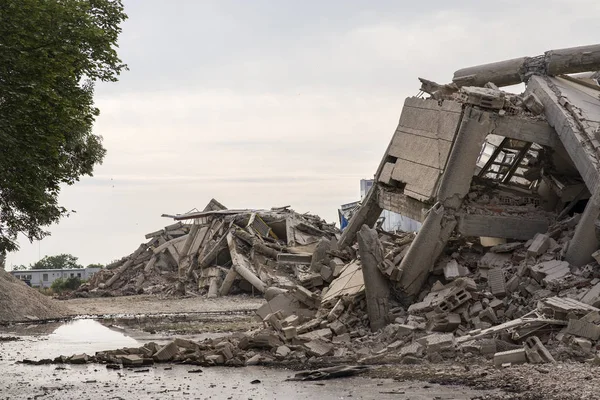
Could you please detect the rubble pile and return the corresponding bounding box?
[76,199,341,298]
[45,43,600,370]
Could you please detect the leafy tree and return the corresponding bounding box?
[0,0,127,252]
[31,253,82,270]
[86,263,104,269]
[12,264,28,271]
[51,276,82,292]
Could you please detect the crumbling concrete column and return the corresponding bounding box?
[397,107,492,297]
[356,224,389,332]
[453,44,600,88]
[566,188,600,266]
[338,184,383,249]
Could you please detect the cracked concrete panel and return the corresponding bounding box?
[377,187,428,222]
[388,134,453,170]
[379,97,462,202]
[391,159,441,202]
[396,98,462,141]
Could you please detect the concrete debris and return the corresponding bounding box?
[42,43,600,372]
[73,199,340,300]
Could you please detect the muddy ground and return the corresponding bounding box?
[62,294,265,316]
[1,295,598,399]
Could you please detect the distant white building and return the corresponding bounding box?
[10,267,101,288]
[339,180,422,233]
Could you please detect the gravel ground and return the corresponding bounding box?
[62,294,265,316]
[371,359,600,400]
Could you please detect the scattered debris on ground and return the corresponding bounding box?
[0,269,70,323]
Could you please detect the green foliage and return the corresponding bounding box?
[0,0,127,252]
[51,276,82,292]
[31,253,82,269]
[86,263,104,269]
[12,264,28,271]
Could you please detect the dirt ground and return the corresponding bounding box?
[62,294,265,316]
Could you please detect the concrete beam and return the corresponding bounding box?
[453,43,600,88]
[338,184,383,249]
[457,214,549,240]
[525,76,600,190]
[491,114,559,148]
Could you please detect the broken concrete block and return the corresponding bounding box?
[290,285,320,309]
[328,320,347,336]
[304,339,334,357]
[69,354,89,364]
[527,233,550,257]
[154,341,179,362]
[119,354,143,366]
[566,318,600,340]
[524,336,555,363]
[398,342,424,358]
[276,345,291,358]
[282,315,299,327]
[493,348,527,367]
[443,260,460,281]
[329,258,346,278]
[573,337,593,354]
[581,283,600,307]
[418,333,455,353]
[435,288,472,313]
[205,354,226,365]
[488,268,506,298]
[282,326,297,340]
[506,275,519,293]
[530,260,570,285]
[320,265,333,282]
[429,313,461,332]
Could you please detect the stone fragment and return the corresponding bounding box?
[304,339,334,357]
[328,320,347,335]
[488,268,506,298]
[566,318,600,340]
[524,336,555,364]
[527,233,550,257]
[154,342,179,362]
[493,348,527,367]
[70,354,89,364]
[282,326,297,340]
[120,354,143,366]
[276,345,291,358]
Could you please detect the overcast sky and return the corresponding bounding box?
[7,0,600,268]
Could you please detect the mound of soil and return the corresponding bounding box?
[0,270,70,322]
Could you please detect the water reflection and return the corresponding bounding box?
[29,319,138,358]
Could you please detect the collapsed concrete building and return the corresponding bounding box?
[49,44,600,372]
[340,43,600,302]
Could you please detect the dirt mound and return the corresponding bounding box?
[0,269,70,322]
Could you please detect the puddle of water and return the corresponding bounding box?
[21,319,139,360]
